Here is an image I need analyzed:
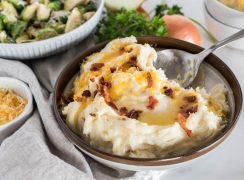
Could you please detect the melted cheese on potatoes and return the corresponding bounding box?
[62,36,228,158]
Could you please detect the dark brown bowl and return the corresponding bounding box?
[53,36,242,170]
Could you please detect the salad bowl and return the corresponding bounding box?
[0,0,104,60]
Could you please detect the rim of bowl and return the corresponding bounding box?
[0,77,33,130]
[204,2,242,30]
[0,0,104,47]
[53,36,242,166]
[208,0,244,14]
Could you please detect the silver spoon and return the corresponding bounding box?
[154,29,244,87]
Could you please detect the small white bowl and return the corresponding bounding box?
[204,3,244,50]
[0,77,33,143]
[0,0,104,60]
[205,0,244,28]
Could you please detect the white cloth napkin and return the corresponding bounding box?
[0,36,164,180]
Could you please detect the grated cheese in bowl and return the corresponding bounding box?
[0,88,27,126]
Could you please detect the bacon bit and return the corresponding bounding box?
[147,96,158,110]
[119,107,128,116]
[90,63,104,71]
[178,113,192,137]
[61,95,73,104]
[103,86,112,103]
[90,78,95,82]
[110,67,117,73]
[126,109,142,119]
[180,105,198,118]
[82,90,91,97]
[32,23,41,29]
[76,97,83,102]
[93,90,98,97]
[164,88,173,98]
[184,96,197,103]
[163,86,168,89]
[146,72,153,88]
[107,102,118,110]
[99,77,105,85]
[89,113,96,117]
[129,56,137,67]
[119,47,126,53]
[105,82,112,89]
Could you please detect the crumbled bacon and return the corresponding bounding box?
[126,109,142,119]
[107,102,118,110]
[105,82,112,89]
[147,96,158,110]
[146,72,153,88]
[32,23,41,29]
[82,90,91,97]
[99,77,105,85]
[178,113,192,137]
[61,95,73,104]
[90,78,95,82]
[110,67,117,73]
[89,113,96,117]
[164,88,173,98]
[119,107,128,116]
[93,90,98,97]
[184,96,197,103]
[103,86,112,103]
[90,63,104,71]
[180,105,198,118]
[129,56,137,67]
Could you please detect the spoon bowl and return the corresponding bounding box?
[155,29,244,87]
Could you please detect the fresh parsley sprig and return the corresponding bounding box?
[96,9,167,42]
[155,4,184,17]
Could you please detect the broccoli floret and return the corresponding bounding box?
[84,1,96,12]
[0,11,18,23]
[48,1,62,11]
[6,20,27,38]
[0,1,19,17]
[46,20,65,34]
[7,0,27,12]
[0,31,15,43]
[51,10,70,23]
[0,19,4,31]
[36,27,58,40]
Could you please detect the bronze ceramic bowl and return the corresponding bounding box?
[53,36,242,171]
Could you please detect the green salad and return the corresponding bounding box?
[0,0,96,43]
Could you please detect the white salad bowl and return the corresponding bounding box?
[205,0,244,28]
[0,0,104,60]
[204,2,244,50]
[0,77,33,143]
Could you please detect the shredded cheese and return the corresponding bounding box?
[0,88,27,126]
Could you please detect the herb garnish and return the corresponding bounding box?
[96,8,167,42]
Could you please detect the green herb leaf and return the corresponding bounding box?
[155,4,184,17]
[96,8,167,42]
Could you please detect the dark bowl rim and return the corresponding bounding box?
[53,36,242,166]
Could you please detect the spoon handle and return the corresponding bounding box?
[197,29,244,61]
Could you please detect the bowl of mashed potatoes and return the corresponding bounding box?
[54,36,242,171]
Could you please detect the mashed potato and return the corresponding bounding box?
[62,37,228,158]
